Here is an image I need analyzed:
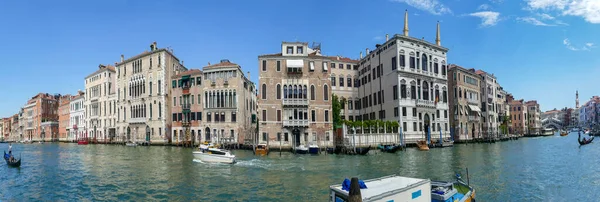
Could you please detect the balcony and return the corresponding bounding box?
[283,120,309,127]
[182,103,191,113]
[416,99,436,108]
[468,116,479,122]
[283,99,309,107]
[224,80,229,86]
[287,67,303,76]
[182,84,190,95]
[467,99,479,105]
[128,117,146,124]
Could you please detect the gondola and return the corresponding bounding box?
[378,144,400,153]
[3,151,21,167]
[578,134,594,146]
[356,146,371,155]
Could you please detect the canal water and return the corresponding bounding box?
[1,132,598,201]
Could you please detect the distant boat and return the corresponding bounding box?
[541,128,554,136]
[560,130,569,136]
[578,133,594,146]
[308,143,319,154]
[77,138,88,145]
[416,140,429,151]
[378,144,401,153]
[126,142,138,147]
[355,146,371,155]
[295,145,309,154]
[254,144,269,156]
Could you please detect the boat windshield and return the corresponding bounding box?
[208,149,228,155]
[257,145,266,149]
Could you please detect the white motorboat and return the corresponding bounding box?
[295,145,309,154]
[193,144,236,164]
[126,142,138,147]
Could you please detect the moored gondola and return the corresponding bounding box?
[578,133,594,146]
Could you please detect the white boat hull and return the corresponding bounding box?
[193,151,236,164]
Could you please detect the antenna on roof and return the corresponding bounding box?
[311,42,321,51]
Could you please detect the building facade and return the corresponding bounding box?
[258,42,335,149]
[475,70,500,139]
[69,91,86,141]
[10,114,21,141]
[525,100,541,135]
[58,94,72,141]
[329,56,360,122]
[447,65,481,141]
[509,99,527,135]
[21,93,60,141]
[85,64,117,142]
[357,11,450,143]
[171,60,256,146]
[116,42,186,144]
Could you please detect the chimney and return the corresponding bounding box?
[120,55,124,62]
[208,62,211,66]
[366,48,369,54]
[386,34,389,41]
[360,51,363,59]
[153,41,157,50]
[336,56,340,60]
[182,61,184,66]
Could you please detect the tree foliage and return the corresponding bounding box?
[332,94,342,129]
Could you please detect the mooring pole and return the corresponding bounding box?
[348,177,362,202]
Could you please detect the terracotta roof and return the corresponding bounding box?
[328,56,359,63]
[204,61,239,69]
[85,64,116,79]
[172,69,203,78]
[475,70,486,75]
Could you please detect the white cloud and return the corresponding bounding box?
[526,0,600,23]
[468,11,501,27]
[390,0,452,15]
[537,13,555,20]
[490,0,504,3]
[373,36,384,41]
[478,4,491,10]
[563,38,595,51]
[517,17,554,26]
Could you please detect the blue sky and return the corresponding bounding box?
[0,0,599,117]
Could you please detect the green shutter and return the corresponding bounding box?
[172,80,176,88]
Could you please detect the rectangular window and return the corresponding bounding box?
[394,107,399,117]
[413,122,417,131]
[276,61,281,72]
[413,108,417,117]
[262,133,267,141]
[410,56,415,68]
[198,112,202,121]
[172,113,177,122]
[207,113,212,122]
[262,110,267,121]
[400,55,406,67]
[287,46,293,54]
[191,112,195,121]
[339,64,343,69]
[403,107,407,116]
[178,113,182,122]
[434,63,439,74]
[347,78,352,87]
[277,133,281,141]
[172,80,176,88]
[339,77,344,87]
[325,110,329,122]
[191,95,194,104]
[391,56,397,70]
[331,77,336,86]
[262,60,267,71]
[173,97,176,106]
[393,85,398,100]
[331,63,335,69]
[311,110,316,122]
[403,122,407,131]
[232,112,236,122]
[297,46,303,54]
[277,110,281,122]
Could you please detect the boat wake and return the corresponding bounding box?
[235,159,306,171]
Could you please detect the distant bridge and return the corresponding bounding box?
[542,117,563,130]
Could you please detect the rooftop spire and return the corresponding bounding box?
[403,10,409,36]
[436,21,441,46]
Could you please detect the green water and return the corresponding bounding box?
[1,132,598,201]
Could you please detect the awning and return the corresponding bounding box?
[286,59,304,68]
[468,105,481,112]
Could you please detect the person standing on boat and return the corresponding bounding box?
[8,143,12,156]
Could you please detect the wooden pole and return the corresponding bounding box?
[348,177,362,202]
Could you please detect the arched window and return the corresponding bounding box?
[339,76,344,87]
[422,54,428,71]
[283,85,288,99]
[459,88,462,98]
[303,85,307,99]
[324,85,329,101]
[158,102,162,118]
[276,84,281,99]
[310,85,315,100]
[261,84,266,100]
[150,104,153,118]
[294,85,298,99]
[423,81,429,100]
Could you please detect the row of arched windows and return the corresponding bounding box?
[205,90,237,108]
[265,84,329,101]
